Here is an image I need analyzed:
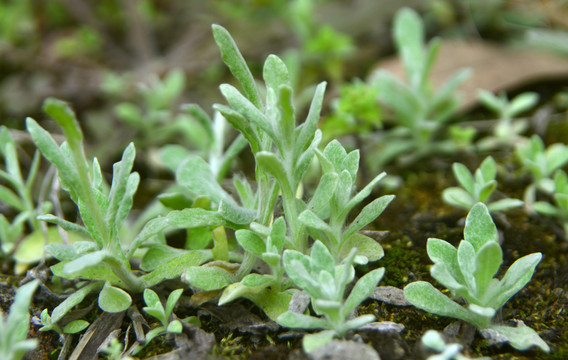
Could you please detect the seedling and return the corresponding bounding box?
[368,7,471,169]
[421,330,491,360]
[0,280,39,360]
[404,203,549,352]
[533,170,568,237]
[516,134,568,206]
[442,156,523,213]
[277,241,384,352]
[476,90,538,150]
[141,288,184,344]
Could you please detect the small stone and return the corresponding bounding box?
[308,340,381,360]
[369,286,411,306]
[359,321,405,334]
[289,290,311,313]
[480,328,509,346]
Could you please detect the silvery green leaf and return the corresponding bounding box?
[421,38,441,89]
[235,229,265,257]
[167,320,182,334]
[51,261,124,286]
[269,217,287,252]
[283,250,314,290]
[43,98,83,143]
[442,187,474,210]
[488,324,550,352]
[296,82,326,153]
[277,311,329,330]
[176,156,234,206]
[474,241,502,298]
[403,281,487,329]
[452,163,474,194]
[183,265,236,291]
[492,252,542,309]
[51,283,102,323]
[26,118,81,198]
[464,203,497,252]
[344,195,395,241]
[431,69,472,118]
[115,172,139,231]
[219,84,274,139]
[508,92,538,117]
[342,172,387,217]
[63,320,89,334]
[106,143,136,232]
[218,201,256,225]
[145,326,166,344]
[343,268,384,316]
[479,157,497,183]
[214,104,261,154]
[63,250,109,275]
[166,287,184,323]
[487,198,524,213]
[478,181,497,203]
[43,243,76,262]
[308,172,338,215]
[5,280,38,342]
[430,263,467,294]
[143,289,161,309]
[219,273,273,305]
[142,251,209,287]
[98,284,131,313]
[340,314,376,334]
[302,330,335,353]
[532,201,558,216]
[212,24,261,108]
[477,89,503,113]
[322,140,348,172]
[342,150,360,182]
[545,143,568,175]
[393,8,423,87]
[233,175,255,209]
[294,129,322,187]
[263,55,290,93]
[339,233,384,262]
[457,240,477,294]
[256,151,292,194]
[184,104,214,144]
[299,210,332,235]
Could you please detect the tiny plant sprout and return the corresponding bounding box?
[476,90,538,151]
[533,170,568,237]
[442,156,523,213]
[142,288,184,345]
[277,241,384,352]
[0,280,39,360]
[404,203,549,352]
[421,330,491,360]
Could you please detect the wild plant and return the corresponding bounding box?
[141,289,184,345]
[533,169,568,237]
[421,330,491,360]
[0,280,39,360]
[277,241,384,352]
[442,156,523,213]
[476,90,538,151]
[367,7,471,170]
[404,203,549,352]
[179,24,393,321]
[0,127,46,265]
[516,134,568,206]
[26,98,212,314]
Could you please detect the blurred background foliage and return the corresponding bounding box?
[1,0,568,175]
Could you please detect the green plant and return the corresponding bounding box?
[421,330,491,360]
[533,169,568,237]
[367,7,471,169]
[516,134,568,206]
[404,203,549,352]
[26,98,211,314]
[178,24,392,322]
[0,126,47,264]
[100,336,133,360]
[476,90,538,151]
[141,288,183,344]
[0,280,39,360]
[442,156,523,213]
[277,241,384,352]
[39,282,101,336]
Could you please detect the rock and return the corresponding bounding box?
[359,321,405,334]
[289,291,311,314]
[369,286,411,306]
[308,340,380,360]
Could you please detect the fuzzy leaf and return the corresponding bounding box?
[218,201,256,225]
[339,233,384,262]
[308,172,338,214]
[464,203,497,252]
[98,284,131,313]
[474,241,502,298]
[212,24,261,108]
[256,152,291,194]
[142,251,209,287]
[302,330,335,353]
[442,187,475,210]
[63,320,89,334]
[344,195,394,241]
[184,265,236,291]
[343,268,384,315]
[264,55,290,93]
[487,198,524,213]
[43,98,83,143]
[235,229,265,257]
[51,283,101,323]
[296,82,327,153]
[457,240,477,294]
[488,324,550,352]
[492,252,542,309]
[277,311,329,330]
[176,156,234,206]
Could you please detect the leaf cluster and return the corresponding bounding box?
[404,203,548,352]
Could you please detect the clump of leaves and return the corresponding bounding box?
[476,90,538,151]
[277,241,384,352]
[421,330,491,360]
[442,156,523,213]
[533,170,568,237]
[367,7,471,170]
[516,134,568,207]
[141,288,184,345]
[404,203,549,352]
[0,280,39,360]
